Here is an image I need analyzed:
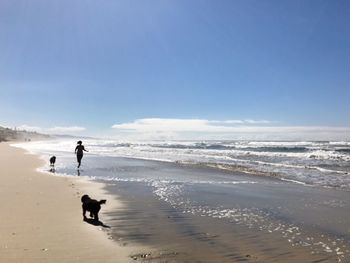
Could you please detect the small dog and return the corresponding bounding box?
[81,194,106,221]
[49,156,56,166]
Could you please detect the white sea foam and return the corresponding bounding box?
[13,139,350,261]
[14,138,350,189]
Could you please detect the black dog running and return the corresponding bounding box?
[81,194,106,221]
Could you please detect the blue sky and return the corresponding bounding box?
[1,0,350,139]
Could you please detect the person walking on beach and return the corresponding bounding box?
[75,141,88,168]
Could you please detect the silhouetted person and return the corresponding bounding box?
[75,141,88,168]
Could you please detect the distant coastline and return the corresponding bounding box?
[0,126,50,142]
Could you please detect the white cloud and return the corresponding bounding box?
[113,118,212,132]
[209,119,273,125]
[111,118,274,132]
[111,118,350,140]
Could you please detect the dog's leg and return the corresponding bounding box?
[94,212,99,221]
[94,206,101,221]
[82,206,87,220]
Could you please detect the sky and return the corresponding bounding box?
[1,0,350,140]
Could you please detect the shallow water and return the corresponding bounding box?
[101,159,350,262]
[14,139,350,262]
[15,138,350,189]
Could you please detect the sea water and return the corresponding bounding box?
[15,138,350,189]
[13,138,350,261]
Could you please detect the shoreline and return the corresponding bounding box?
[0,142,146,262]
[6,140,350,262]
[92,155,350,262]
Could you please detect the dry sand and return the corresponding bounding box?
[0,142,143,263]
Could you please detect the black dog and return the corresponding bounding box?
[81,194,106,221]
[49,156,56,166]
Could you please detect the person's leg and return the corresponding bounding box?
[77,154,83,168]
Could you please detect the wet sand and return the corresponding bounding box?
[97,158,350,263]
[0,143,146,263]
[7,142,350,263]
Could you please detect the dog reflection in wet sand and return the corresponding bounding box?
[49,156,56,172]
[81,194,106,222]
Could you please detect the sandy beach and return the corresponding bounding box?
[0,142,142,263]
[3,139,350,263]
[2,0,349,261]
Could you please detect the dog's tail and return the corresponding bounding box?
[99,200,107,205]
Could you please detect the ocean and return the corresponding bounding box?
[13,139,350,262]
[16,139,350,189]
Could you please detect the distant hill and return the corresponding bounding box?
[0,126,51,142]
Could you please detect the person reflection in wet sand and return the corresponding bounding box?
[75,141,88,169]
